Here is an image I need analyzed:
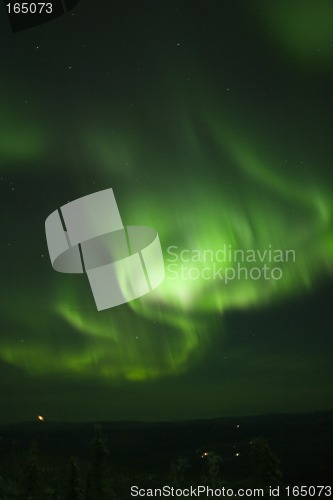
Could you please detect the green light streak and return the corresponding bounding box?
[0,79,332,382]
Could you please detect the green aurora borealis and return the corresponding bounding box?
[0,0,332,422]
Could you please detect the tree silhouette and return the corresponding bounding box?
[66,457,84,500]
[19,441,43,500]
[86,426,111,500]
[250,437,283,491]
[200,452,228,489]
[168,456,190,488]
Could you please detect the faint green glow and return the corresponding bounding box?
[83,129,138,176]
[0,99,46,163]
[0,129,44,163]
[255,0,333,67]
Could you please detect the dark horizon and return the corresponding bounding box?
[1,410,332,491]
[1,408,333,428]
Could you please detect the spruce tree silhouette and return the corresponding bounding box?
[86,426,110,500]
[250,437,283,491]
[19,441,43,500]
[66,457,84,500]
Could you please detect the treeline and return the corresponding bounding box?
[0,427,284,499]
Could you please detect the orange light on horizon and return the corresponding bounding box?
[37,415,45,422]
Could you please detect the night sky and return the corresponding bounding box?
[0,0,332,424]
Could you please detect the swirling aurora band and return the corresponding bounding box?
[1,112,332,382]
[0,0,332,403]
